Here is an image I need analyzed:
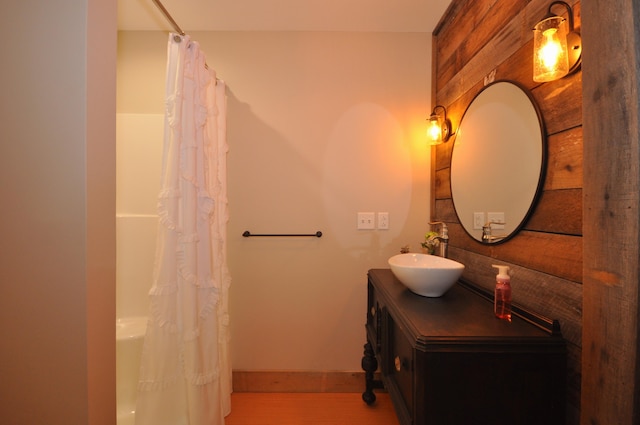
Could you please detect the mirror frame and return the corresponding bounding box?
[450,80,547,244]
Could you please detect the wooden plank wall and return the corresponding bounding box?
[581,1,640,423]
[432,0,582,422]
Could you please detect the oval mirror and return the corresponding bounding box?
[450,81,545,243]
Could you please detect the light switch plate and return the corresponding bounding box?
[357,212,375,230]
[487,212,505,229]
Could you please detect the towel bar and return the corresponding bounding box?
[242,230,322,238]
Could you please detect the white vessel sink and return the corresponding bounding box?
[388,253,464,297]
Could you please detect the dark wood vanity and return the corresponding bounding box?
[362,269,566,425]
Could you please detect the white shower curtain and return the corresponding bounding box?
[136,33,231,425]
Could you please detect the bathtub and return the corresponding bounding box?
[116,317,147,425]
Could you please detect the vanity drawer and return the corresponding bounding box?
[386,316,414,424]
[366,281,384,355]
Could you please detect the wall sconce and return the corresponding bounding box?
[427,105,452,145]
[533,1,582,82]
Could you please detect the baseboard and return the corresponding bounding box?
[232,370,372,393]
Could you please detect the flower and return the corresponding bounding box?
[421,231,440,255]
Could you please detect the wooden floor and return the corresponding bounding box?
[225,392,400,425]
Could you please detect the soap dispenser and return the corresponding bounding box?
[492,264,511,321]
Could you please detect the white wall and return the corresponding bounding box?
[117,30,432,371]
[116,114,163,319]
[0,0,116,424]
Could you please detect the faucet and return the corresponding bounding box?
[481,221,506,243]
[428,221,449,257]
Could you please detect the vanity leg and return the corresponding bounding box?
[361,341,378,405]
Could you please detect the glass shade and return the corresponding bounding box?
[428,114,446,145]
[533,16,569,82]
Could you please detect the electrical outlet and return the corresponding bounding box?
[487,212,505,229]
[473,212,485,230]
[377,212,389,229]
[357,212,375,230]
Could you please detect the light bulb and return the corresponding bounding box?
[540,28,563,69]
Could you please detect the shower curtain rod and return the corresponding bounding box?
[151,0,218,76]
[151,0,186,36]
